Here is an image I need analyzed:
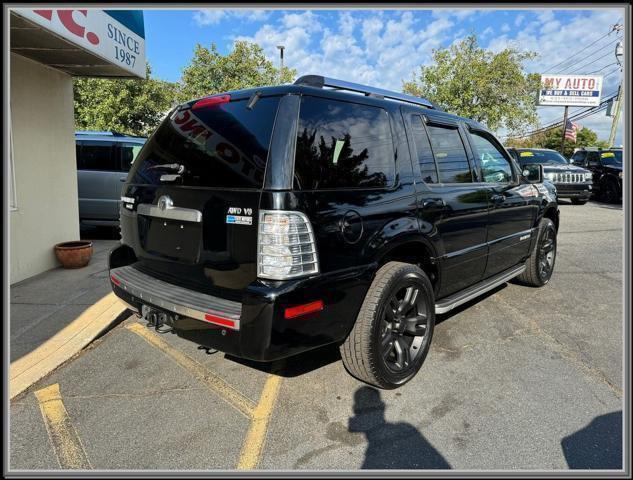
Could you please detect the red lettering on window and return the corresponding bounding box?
[33,10,53,20]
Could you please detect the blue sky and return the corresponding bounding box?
[143,8,624,142]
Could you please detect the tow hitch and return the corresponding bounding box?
[141,305,175,333]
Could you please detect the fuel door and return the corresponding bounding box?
[340,210,363,244]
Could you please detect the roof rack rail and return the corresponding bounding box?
[75,130,126,136]
[294,75,436,109]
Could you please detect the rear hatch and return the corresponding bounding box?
[123,93,281,300]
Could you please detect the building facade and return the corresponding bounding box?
[9,9,145,283]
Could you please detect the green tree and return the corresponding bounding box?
[74,63,177,136]
[514,126,609,158]
[403,35,540,134]
[178,41,296,102]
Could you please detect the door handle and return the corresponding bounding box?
[490,193,505,204]
[119,177,126,182]
[422,198,446,210]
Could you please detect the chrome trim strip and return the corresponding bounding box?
[487,228,534,247]
[435,264,526,314]
[442,228,534,260]
[443,242,487,260]
[137,203,202,223]
[111,267,240,330]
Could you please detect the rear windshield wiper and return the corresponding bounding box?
[148,163,185,174]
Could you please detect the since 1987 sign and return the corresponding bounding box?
[14,9,145,78]
[538,74,603,107]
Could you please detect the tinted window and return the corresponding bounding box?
[121,142,145,171]
[128,97,280,188]
[294,96,394,190]
[587,152,601,166]
[469,131,513,183]
[427,125,472,183]
[76,142,116,171]
[410,115,438,184]
[571,151,586,166]
[515,149,567,165]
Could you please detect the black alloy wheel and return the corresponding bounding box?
[538,222,557,283]
[340,262,436,389]
[380,283,431,373]
[604,180,620,203]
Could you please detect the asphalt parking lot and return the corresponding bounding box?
[10,199,623,471]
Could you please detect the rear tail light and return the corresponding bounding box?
[192,94,231,110]
[257,210,319,280]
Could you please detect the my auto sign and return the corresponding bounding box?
[538,74,603,107]
[14,9,145,78]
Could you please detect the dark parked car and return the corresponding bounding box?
[108,76,559,389]
[507,147,593,205]
[569,147,623,203]
[76,131,146,226]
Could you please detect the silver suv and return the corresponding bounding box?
[76,131,146,226]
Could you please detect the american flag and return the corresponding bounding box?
[564,120,579,142]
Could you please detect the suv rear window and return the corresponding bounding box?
[128,96,280,188]
[76,141,117,171]
[294,96,395,190]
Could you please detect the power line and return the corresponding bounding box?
[565,43,621,74]
[540,30,612,72]
[535,85,618,126]
[556,36,622,74]
[586,62,618,74]
[506,91,618,139]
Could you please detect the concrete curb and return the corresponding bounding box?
[10,292,127,400]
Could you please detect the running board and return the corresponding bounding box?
[434,264,526,314]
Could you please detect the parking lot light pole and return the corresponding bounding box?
[277,45,285,83]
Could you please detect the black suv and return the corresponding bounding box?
[507,147,593,205]
[569,147,623,203]
[109,76,559,388]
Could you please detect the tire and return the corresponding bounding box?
[340,261,435,389]
[603,179,621,203]
[571,198,587,205]
[516,217,557,287]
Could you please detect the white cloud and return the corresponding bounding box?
[193,9,271,26]
[198,8,624,142]
[432,9,479,21]
[193,10,225,25]
[236,10,456,92]
[487,9,624,140]
[515,14,525,27]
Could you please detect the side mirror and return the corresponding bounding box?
[522,164,543,184]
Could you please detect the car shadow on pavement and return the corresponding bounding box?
[348,386,451,469]
[589,200,622,210]
[561,410,622,469]
[226,342,342,378]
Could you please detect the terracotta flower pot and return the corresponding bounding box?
[54,241,93,269]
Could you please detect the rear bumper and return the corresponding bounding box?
[109,251,374,362]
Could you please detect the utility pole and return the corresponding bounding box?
[608,36,624,148]
[560,105,569,154]
[276,45,285,83]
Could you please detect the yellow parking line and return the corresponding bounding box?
[237,364,284,470]
[34,384,91,470]
[125,322,256,418]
